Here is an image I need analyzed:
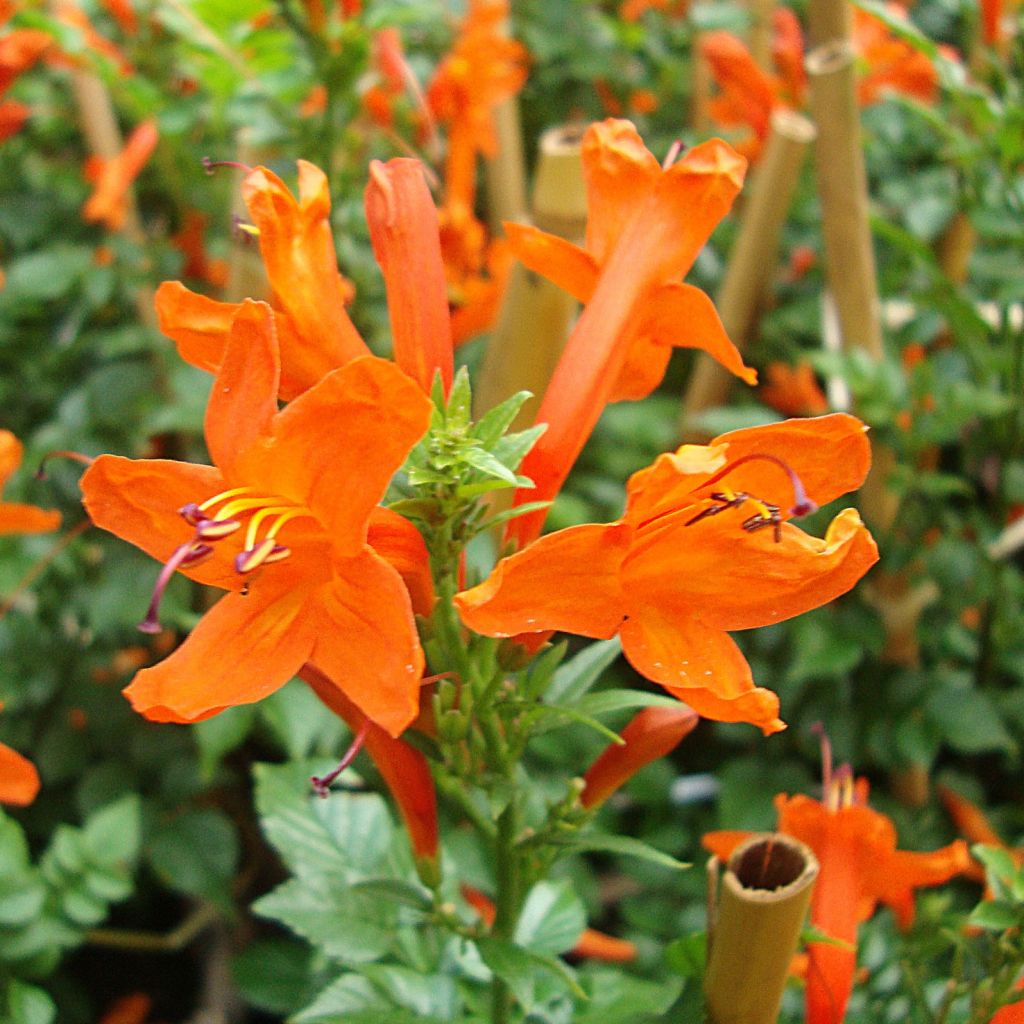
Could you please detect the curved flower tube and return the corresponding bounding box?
[81,300,432,737]
[457,415,878,734]
[581,704,699,809]
[82,119,158,232]
[504,120,752,545]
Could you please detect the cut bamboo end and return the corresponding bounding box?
[806,40,884,362]
[679,109,816,438]
[474,124,586,428]
[704,833,819,1024]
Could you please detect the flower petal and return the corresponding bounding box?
[503,222,598,303]
[0,503,61,535]
[366,506,435,617]
[701,830,755,861]
[626,507,878,632]
[81,455,241,591]
[306,547,424,737]
[0,741,40,806]
[123,576,318,722]
[0,430,24,492]
[204,300,280,480]
[257,356,432,555]
[619,611,785,734]
[365,158,454,394]
[869,841,970,930]
[455,523,630,639]
[242,161,369,375]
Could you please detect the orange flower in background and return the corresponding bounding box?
[939,784,1024,887]
[156,160,369,400]
[620,0,688,20]
[98,0,138,36]
[0,99,27,141]
[581,704,699,808]
[51,1,133,75]
[0,28,51,95]
[0,712,39,806]
[760,362,829,417]
[365,158,454,394]
[81,301,433,737]
[98,992,151,1024]
[461,885,637,962]
[82,118,157,231]
[0,430,61,535]
[503,120,753,544]
[458,415,878,734]
[426,0,528,211]
[302,664,439,880]
[170,210,228,288]
[705,751,969,1024]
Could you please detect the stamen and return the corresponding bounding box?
[35,449,94,480]
[202,156,254,175]
[811,721,833,795]
[243,505,299,552]
[195,518,242,540]
[662,139,684,169]
[215,496,277,521]
[698,453,818,519]
[139,542,202,633]
[198,486,256,513]
[234,538,278,574]
[311,720,371,798]
[231,215,260,242]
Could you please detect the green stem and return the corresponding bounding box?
[491,799,520,1024]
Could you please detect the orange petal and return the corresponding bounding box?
[581,119,662,266]
[0,430,24,491]
[871,841,970,930]
[937,784,1006,848]
[504,222,598,303]
[0,99,29,142]
[204,301,280,480]
[243,161,368,383]
[0,30,52,94]
[701,830,755,861]
[619,612,785,734]
[82,119,158,232]
[123,577,319,722]
[301,663,438,865]
[0,741,40,806]
[257,356,432,556]
[80,455,241,591]
[454,523,630,640]
[700,32,778,140]
[366,506,435,617]
[155,281,237,376]
[625,507,878,633]
[581,704,699,808]
[365,159,454,395]
[306,548,424,737]
[570,929,637,963]
[0,503,61,535]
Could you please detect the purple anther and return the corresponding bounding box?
[234,538,276,574]
[178,502,206,526]
[195,518,241,540]
[698,453,817,521]
[311,722,371,798]
[180,543,214,568]
[138,542,198,633]
[262,544,291,565]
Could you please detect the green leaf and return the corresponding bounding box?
[926,684,1017,755]
[462,446,520,486]
[5,981,56,1024]
[346,879,433,912]
[572,689,682,719]
[359,964,459,1018]
[253,878,393,963]
[547,638,622,704]
[514,880,586,956]
[528,703,626,744]
[576,968,684,1023]
[664,933,707,978]
[967,900,1020,931]
[473,390,533,449]
[291,974,388,1023]
[82,795,141,869]
[231,937,315,1015]
[148,808,238,904]
[477,937,586,1008]
[491,424,547,474]
[446,366,473,429]
[261,679,344,760]
[194,704,258,779]
[0,876,45,926]
[544,832,689,871]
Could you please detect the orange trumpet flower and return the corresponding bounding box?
[0,28,51,97]
[0,430,61,535]
[503,120,753,545]
[426,0,528,212]
[0,722,39,806]
[365,158,454,395]
[156,160,367,400]
[461,885,637,962]
[705,758,969,1024]
[81,118,158,231]
[81,301,433,737]
[581,704,699,809]
[760,362,829,417]
[938,784,1024,887]
[457,415,878,734]
[620,0,688,21]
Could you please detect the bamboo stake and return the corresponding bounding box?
[806,40,884,361]
[704,833,819,1024]
[680,109,816,437]
[936,211,976,286]
[474,125,586,427]
[691,38,713,136]
[748,0,777,69]
[485,97,529,229]
[224,128,270,303]
[806,0,851,47]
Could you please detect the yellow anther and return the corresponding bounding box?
[721,486,737,502]
[198,486,256,513]
[748,498,773,521]
[236,538,278,573]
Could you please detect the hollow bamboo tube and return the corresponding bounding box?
[936,211,976,286]
[806,41,884,361]
[704,833,819,1024]
[806,0,851,47]
[474,125,587,427]
[680,109,816,437]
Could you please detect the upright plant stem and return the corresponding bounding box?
[490,799,520,1024]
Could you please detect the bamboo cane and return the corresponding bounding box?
[748,0,777,69]
[680,109,816,437]
[936,211,976,287]
[691,38,713,136]
[474,125,587,427]
[485,98,529,229]
[806,0,851,47]
[224,129,271,303]
[704,833,819,1024]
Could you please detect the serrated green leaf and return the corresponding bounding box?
[346,878,433,911]
[514,880,586,956]
[492,424,547,474]
[477,936,586,1007]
